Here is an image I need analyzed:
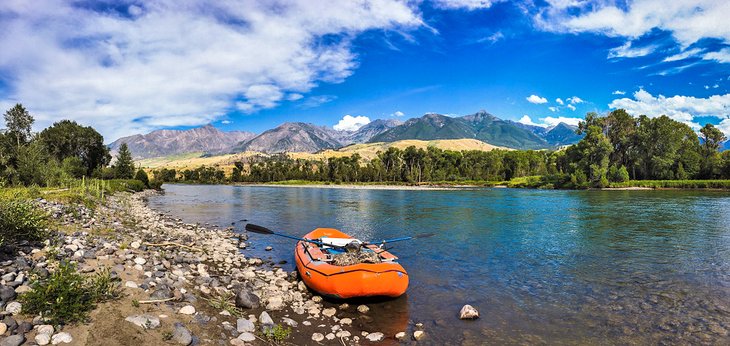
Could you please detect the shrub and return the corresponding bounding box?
[20,262,122,324]
[264,324,291,342]
[0,197,47,245]
[134,169,149,188]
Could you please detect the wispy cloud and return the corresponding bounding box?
[0,0,422,140]
[608,41,657,59]
[432,0,504,10]
[612,90,626,95]
[300,95,337,109]
[518,115,582,127]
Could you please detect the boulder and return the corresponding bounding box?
[459,304,479,319]
[236,319,255,333]
[0,334,24,346]
[171,323,192,345]
[234,288,260,309]
[50,332,73,344]
[237,333,256,342]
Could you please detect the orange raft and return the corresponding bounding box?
[294,228,408,299]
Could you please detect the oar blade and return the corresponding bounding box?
[245,223,274,234]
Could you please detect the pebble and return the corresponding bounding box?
[281,317,298,327]
[236,319,255,333]
[325,333,336,340]
[311,333,325,342]
[259,311,274,325]
[13,286,31,294]
[4,302,21,315]
[134,257,147,265]
[36,325,54,335]
[51,332,73,345]
[178,305,196,315]
[322,307,336,317]
[125,281,138,288]
[0,323,6,335]
[35,334,51,346]
[357,305,369,313]
[366,332,384,342]
[265,246,273,251]
[171,323,193,345]
[460,304,479,319]
[0,334,24,346]
[125,315,161,329]
[413,330,425,341]
[237,333,256,342]
[395,332,406,340]
[340,318,352,325]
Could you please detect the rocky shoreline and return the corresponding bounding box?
[0,190,425,345]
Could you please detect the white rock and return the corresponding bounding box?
[322,307,336,317]
[125,315,161,329]
[125,281,138,288]
[237,333,256,342]
[131,241,141,249]
[336,330,351,338]
[14,285,31,294]
[340,318,352,325]
[357,305,369,313]
[311,333,325,342]
[178,305,196,315]
[266,296,283,311]
[36,324,54,335]
[259,311,274,325]
[366,332,384,342]
[236,319,255,333]
[413,330,425,341]
[0,322,7,335]
[395,332,406,340]
[134,257,147,265]
[312,296,322,303]
[459,304,479,319]
[35,334,51,345]
[325,333,335,340]
[51,332,73,344]
[5,301,21,314]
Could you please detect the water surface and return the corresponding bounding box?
[148,185,730,344]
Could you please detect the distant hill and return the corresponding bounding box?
[109,124,255,159]
[338,119,402,145]
[542,123,583,146]
[230,122,343,154]
[370,111,557,149]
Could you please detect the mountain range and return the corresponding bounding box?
[110,111,584,159]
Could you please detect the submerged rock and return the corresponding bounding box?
[460,304,479,319]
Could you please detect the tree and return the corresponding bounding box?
[699,123,726,178]
[569,124,613,187]
[39,120,111,175]
[114,143,135,179]
[3,104,34,150]
[135,169,150,187]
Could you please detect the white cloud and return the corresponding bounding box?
[526,94,548,104]
[391,111,405,117]
[704,48,730,63]
[432,0,501,10]
[612,90,626,95]
[718,119,730,137]
[555,98,564,105]
[535,1,730,62]
[567,104,576,111]
[334,115,370,131]
[663,48,703,62]
[477,31,505,44]
[221,120,232,124]
[548,106,558,112]
[567,96,584,104]
[0,0,422,140]
[609,89,730,132]
[608,41,656,59]
[518,114,583,127]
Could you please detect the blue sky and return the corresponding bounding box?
[1,0,730,140]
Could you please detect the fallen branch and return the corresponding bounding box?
[137,297,177,304]
[143,242,202,252]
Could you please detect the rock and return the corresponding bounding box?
[178,305,196,315]
[460,304,479,319]
[366,332,384,342]
[0,323,6,335]
[357,305,369,313]
[266,296,283,311]
[340,318,352,325]
[35,334,50,346]
[16,322,31,334]
[395,332,406,340]
[13,286,31,294]
[134,257,147,265]
[171,323,192,345]
[311,333,325,342]
[51,332,73,344]
[131,241,141,249]
[325,333,335,340]
[234,288,260,309]
[265,246,272,251]
[236,319,254,333]
[36,325,54,335]
[237,333,256,342]
[0,334,24,346]
[322,307,336,317]
[125,315,161,329]
[0,287,15,302]
[4,302,21,315]
[312,296,322,303]
[125,281,138,289]
[259,311,274,325]
[281,317,298,328]
[413,330,425,341]
[150,287,173,300]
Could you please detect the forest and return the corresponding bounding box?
[152,110,730,189]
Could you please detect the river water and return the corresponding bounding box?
[148,184,730,345]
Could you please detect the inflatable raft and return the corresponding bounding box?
[294,228,408,299]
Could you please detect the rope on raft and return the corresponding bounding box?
[330,250,382,266]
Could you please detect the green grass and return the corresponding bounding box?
[609,180,730,189]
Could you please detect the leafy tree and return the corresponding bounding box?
[134,169,150,187]
[61,157,86,179]
[3,104,34,150]
[113,143,135,179]
[699,123,726,178]
[39,120,111,175]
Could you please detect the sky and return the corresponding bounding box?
[1,0,730,141]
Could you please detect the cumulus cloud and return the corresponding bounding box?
[567,104,576,111]
[518,115,582,127]
[609,89,730,134]
[432,0,502,10]
[704,48,730,63]
[0,0,422,140]
[535,0,730,62]
[526,94,548,104]
[612,90,626,95]
[334,115,371,131]
[567,96,584,104]
[391,111,405,117]
[555,98,564,105]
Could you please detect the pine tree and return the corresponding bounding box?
[114,143,135,179]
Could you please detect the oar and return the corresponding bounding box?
[244,224,346,249]
[363,233,435,246]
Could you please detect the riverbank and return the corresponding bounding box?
[0,189,422,345]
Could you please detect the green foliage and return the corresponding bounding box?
[134,169,149,188]
[20,261,98,324]
[39,120,111,175]
[609,180,730,189]
[205,291,243,317]
[263,324,291,342]
[0,196,48,245]
[114,143,135,179]
[3,103,34,149]
[88,267,123,302]
[61,157,87,179]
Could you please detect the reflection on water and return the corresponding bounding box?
[148,185,730,344]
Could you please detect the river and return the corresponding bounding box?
[148,184,730,344]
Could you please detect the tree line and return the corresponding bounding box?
[0,104,152,188]
[153,110,730,188]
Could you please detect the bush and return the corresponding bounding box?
[20,261,122,324]
[134,169,149,188]
[0,197,47,245]
[264,324,291,342]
